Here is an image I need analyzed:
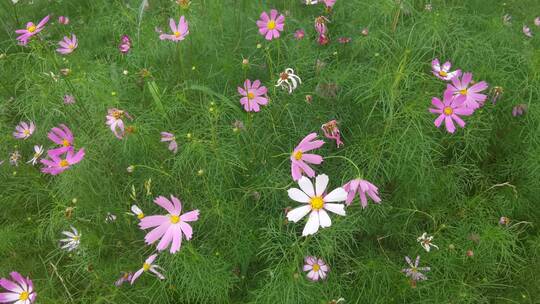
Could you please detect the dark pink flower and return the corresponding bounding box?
[58,16,69,25]
[15,15,49,45]
[429,90,474,133]
[445,72,488,110]
[118,35,131,54]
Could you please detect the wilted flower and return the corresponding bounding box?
[106,108,133,139]
[523,25,533,38]
[60,68,71,76]
[9,151,21,166]
[56,34,77,55]
[431,58,461,81]
[315,16,329,35]
[238,79,269,112]
[417,232,439,252]
[256,9,285,40]
[429,90,474,133]
[0,272,36,303]
[58,16,69,25]
[402,256,430,283]
[503,14,512,25]
[490,86,503,104]
[303,256,329,281]
[305,95,313,104]
[13,121,35,140]
[294,29,305,40]
[27,145,44,165]
[15,15,50,45]
[446,72,488,109]
[290,133,324,181]
[232,120,245,132]
[466,249,474,257]
[63,94,75,104]
[321,120,343,147]
[160,132,178,154]
[118,35,131,54]
[59,226,81,251]
[286,174,347,236]
[176,0,191,9]
[159,17,189,42]
[499,216,510,225]
[343,178,381,207]
[115,272,133,287]
[130,254,165,284]
[512,104,527,117]
[276,68,302,94]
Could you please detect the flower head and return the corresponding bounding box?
[40,148,85,175]
[430,90,474,133]
[303,256,329,281]
[139,195,200,253]
[286,174,347,236]
[323,0,336,7]
[15,15,49,45]
[256,9,285,40]
[276,68,302,94]
[523,25,533,38]
[361,28,369,36]
[294,29,305,40]
[106,108,133,139]
[321,120,343,147]
[159,17,189,42]
[63,94,75,104]
[417,232,439,252]
[446,72,488,109]
[58,16,69,25]
[131,205,144,219]
[0,272,36,304]
[59,226,81,251]
[315,16,329,35]
[512,104,527,117]
[343,178,381,207]
[402,256,430,283]
[431,58,461,81]
[160,132,178,153]
[290,133,324,181]
[26,145,44,166]
[238,79,268,112]
[338,37,351,44]
[13,121,35,140]
[47,124,74,155]
[535,17,540,27]
[115,272,133,287]
[490,86,503,104]
[118,35,131,54]
[130,254,165,284]
[56,34,77,55]
[9,151,21,166]
[499,216,510,225]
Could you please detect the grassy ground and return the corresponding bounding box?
[1,0,540,303]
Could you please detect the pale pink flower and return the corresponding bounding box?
[160,132,178,153]
[159,17,189,42]
[139,195,200,254]
[0,271,36,304]
[130,254,165,284]
[535,17,540,27]
[343,178,381,208]
[40,148,85,175]
[323,0,336,7]
[523,25,533,37]
[431,58,461,81]
[13,121,35,140]
[402,256,430,282]
[56,34,78,55]
[58,16,69,25]
[106,108,133,139]
[63,95,75,104]
[291,133,324,181]
[338,37,351,44]
[429,90,474,133]
[321,120,343,147]
[15,15,49,45]
[445,72,488,110]
[237,79,268,112]
[256,9,285,40]
[303,256,329,281]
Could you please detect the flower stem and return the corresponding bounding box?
[324,155,362,177]
[132,165,173,179]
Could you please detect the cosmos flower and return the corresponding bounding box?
[160,132,178,153]
[305,0,319,4]
[314,16,328,35]
[26,145,44,166]
[114,272,133,287]
[0,272,36,304]
[445,72,488,110]
[342,178,381,208]
[318,34,329,46]
[9,151,21,166]
[286,174,347,236]
[13,121,35,140]
[523,25,533,38]
[402,256,430,283]
[47,124,74,155]
[40,148,85,175]
[130,254,165,284]
[118,35,131,54]
[237,79,269,112]
[15,15,50,45]
[294,29,305,40]
[105,212,117,222]
[490,86,503,104]
[131,205,144,219]
[512,104,527,117]
[338,37,351,44]
[431,58,461,81]
[535,17,540,27]
[321,120,343,148]
[303,256,329,281]
[58,16,69,25]
[417,232,439,252]
[256,9,285,40]
[159,17,189,42]
[276,68,302,94]
[139,195,200,254]
[499,216,510,225]
[106,108,133,139]
[323,0,336,7]
[63,95,75,104]
[56,34,78,55]
[59,226,81,252]
[429,90,474,133]
[290,133,324,181]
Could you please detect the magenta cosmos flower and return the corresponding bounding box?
[290,133,324,181]
[159,17,189,42]
[15,15,49,45]
[40,148,85,175]
[343,178,381,208]
[237,79,269,112]
[118,35,131,54]
[56,34,78,55]
[256,10,285,40]
[47,124,75,155]
[139,195,200,254]
[0,272,36,304]
[303,256,329,281]
[160,132,178,153]
[431,58,460,81]
[13,121,35,140]
[445,72,488,110]
[429,90,474,133]
[106,108,133,139]
[130,254,164,284]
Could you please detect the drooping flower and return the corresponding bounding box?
[446,72,489,109]
[490,86,503,104]
[106,108,133,139]
[131,205,144,219]
[63,94,75,104]
[0,272,36,304]
[118,35,131,54]
[303,256,329,281]
[59,226,81,252]
[40,148,85,175]
[15,15,50,45]
[294,29,305,40]
[431,58,461,81]
[47,124,74,155]
[130,254,165,284]
[9,151,21,166]
[26,145,44,166]
[256,9,285,41]
[114,272,133,287]
[512,104,527,117]
[56,34,77,55]
[402,256,430,283]
[160,132,178,153]
[139,195,199,254]
[318,34,329,46]
[159,17,189,42]
[276,68,302,94]
[237,79,269,112]
[286,174,347,236]
[314,16,329,35]
[290,133,324,181]
[321,120,343,147]
[417,232,439,252]
[523,25,533,38]
[429,90,474,133]
[343,178,381,208]
[58,16,69,25]
[13,121,35,140]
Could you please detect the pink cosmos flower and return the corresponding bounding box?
[445,72,488,110]
[323,0,336,7]
[290,133,324,181]
[237,79,269,112]
[256,10,285,40]
[343,178,381,208]
[58,16,69,25]
[535,17,540,27]
[15,15,49,45]
[115,272,133,287]
[0,271,36,304]
[160,132,178,153]
[429,90,474,133]
[40,148,85,175]
[63,95,75,104]
[118,35,131,54]
[56,34,78,55]
[139,195,200,254]
[130,254,165,284]
[294,29,305,40]
[106,108,133,139]
[303,256,329,281]
[523,25,533,38]
[431,58,461,81]
[159,17,189,42]
[314,16,328,35]
[13,121,35,140]
[47,124,74,155]
[321,120,343,147]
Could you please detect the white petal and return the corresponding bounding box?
[298,176,315,197]
[286,205,312,222]
[288,188,310,203]
[318,209,331,228]
[324,203,346,216]
[302,211,320,236]
[315,174,329,196]
[323,187,347,202]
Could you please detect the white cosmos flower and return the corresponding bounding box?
[131,205,144,219]
[60,226,81,252]
[26,145,44,165]
[417,232,439,252]
[276,68,302,94]
[305,0,319,4]
[286,174,347,236]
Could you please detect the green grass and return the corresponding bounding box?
[1,0,540,303]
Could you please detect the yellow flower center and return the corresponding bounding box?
[27,25,36,33]
[459,89,468,95]
[23,130,30,135]
[62,139,70,147]
[137,213,145,219]
[59,159,69,167]
[19,291,29,301]
[312,264,320,272]
[174,31,181,37]
[112,111,123,119]
[247,92,255,100]
[170,215,180,224]
[267,20,276,30]
[73,235,80,241]
[293,150,303,160]
[443,107,453,115]
[310,196,324,210]
[439,70,448,77]
[143,263,151,271]
[69,44,75,49]
[411,267,418,273]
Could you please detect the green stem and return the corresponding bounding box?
[324,155,362,177]
[132,165,173,179]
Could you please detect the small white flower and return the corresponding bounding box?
[417,232,439,252]
[305,0,319,4]
[12,0,20,4]
[123,70,129,75]
[105,212,117,222]
[60,226,81,252]
[26,145,44,165]
[276,68,302,94]
[286,174,347,236]
[131,205,144,219]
